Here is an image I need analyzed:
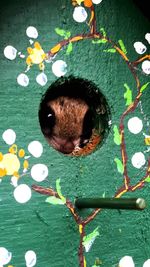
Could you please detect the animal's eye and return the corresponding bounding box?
[79,137,89,148]
[39,104,55,136]
[48,113,53,118]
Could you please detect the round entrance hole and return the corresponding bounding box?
[38,76,111,156]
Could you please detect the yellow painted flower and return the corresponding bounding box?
[145,136,150,146]
[9,144,17,154]
[0,152,3,161]
[0,153,20,176]
[13,171,19,178]
[18,149,25,158]
[23,160,29,170]
[26,41,46,70]
[0,168,7,177]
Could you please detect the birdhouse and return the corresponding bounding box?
[0,1,150,267]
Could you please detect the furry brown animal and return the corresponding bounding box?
[45,96,91,154]
[39,76,109,155]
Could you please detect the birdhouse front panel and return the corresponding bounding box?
[0,1,150,267]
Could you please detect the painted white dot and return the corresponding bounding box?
[29,39,34,45]
[2,129,16,145]
[19,54,25,59]
[4,45,17,60]
[11,176,18,187]
[131,152,146,169]
[119,256,135,267]
[31,164,48,182]
[25,250,37,267]
[26,26,38,39]
[92,0,103,4]
[14,184,32,203]
[142,60,150,75]
[52,60,67,77]
[0,247,12,265]
[36,72,48,86]
[17,73,29,87]
[145,33,150,44]
[128,117,143,134]
[28,141,43,158]
[73,6,88,23]
[143,259,150,267]
[133,41,147,54]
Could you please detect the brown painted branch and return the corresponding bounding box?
[78,224,86,267]
[128,62,141,89]
[32,185,81,224]
[47,34,94,58]
[115,187,128,198]
[47,31,131,65]
[89,5,97,34]
[66,199,81,224]
[119,124,130,190]
[118,87,142,189]
[83,208,101,226]
[132,54,150,66]
[130,160,150,191]
[120,92,142,124]
[114,159,150,197]
[32,184,58,197]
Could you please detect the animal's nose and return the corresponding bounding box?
[60,142,75,154]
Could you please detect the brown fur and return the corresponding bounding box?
[48,96,88,139]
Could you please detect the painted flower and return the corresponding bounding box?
[0,247,12,266]
[25,250,37,267]
[72,0,103,23]
[119,256,150,267]
[0,129,49,203]
[0,247,37,267]
[133,33,150,75]
[4,26,48,87]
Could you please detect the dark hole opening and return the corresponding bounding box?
[38,75,111,156]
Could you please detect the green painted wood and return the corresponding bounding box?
[0,1,150,267]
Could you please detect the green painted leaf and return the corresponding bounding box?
[103,48,116,53]
[83,227,99,252]
[55,28,71,39]
[55,28,66,36]
[45,196,65,205]
[65,31,71,39]
[56,179,66,203]
[124,83,133,106]
[100,27,106,37]
[140,82,150,93]
[66,42,73,55]
[145,176,150,182]
[114,158,124,174]
[92,258,102,267]
[83,227,99,244]
[113,125,121,145]
[92,39,107,44]
[118,39,127,54]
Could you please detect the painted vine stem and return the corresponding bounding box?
[32,3,150,267]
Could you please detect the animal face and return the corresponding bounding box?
[38,76,110,155]
[40,96,94,154]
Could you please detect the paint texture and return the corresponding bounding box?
[0,0,150,266]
